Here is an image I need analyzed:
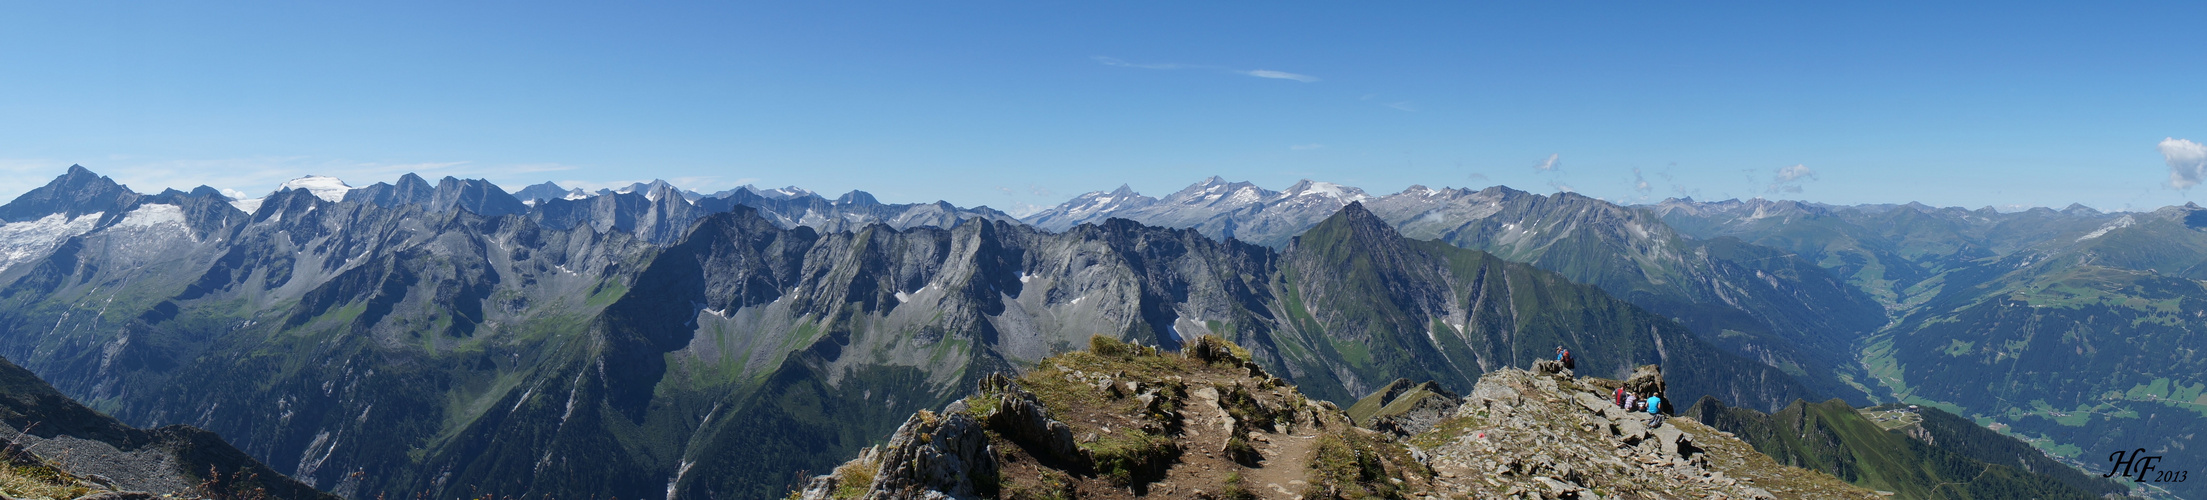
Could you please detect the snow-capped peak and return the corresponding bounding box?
[280,176,353,203]
[1283,179,1371,202]
[1057,185,1155,217]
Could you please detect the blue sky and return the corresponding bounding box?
[3,2,2204,213]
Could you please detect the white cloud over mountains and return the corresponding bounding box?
[2161,137,2207,189]
[1535,154,1561,172]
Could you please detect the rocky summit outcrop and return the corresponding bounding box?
[1409,367,1880,499]
[802,338,1882,500]
[798,336,1427,500]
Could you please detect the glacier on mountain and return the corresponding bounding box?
[0,212,104,273]
[280,176,354,203]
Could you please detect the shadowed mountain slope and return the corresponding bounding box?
[0,355,336,499]
[1029,181,1886,405]
[1684,397,2120,499]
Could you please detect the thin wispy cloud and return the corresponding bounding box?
[555,179,651,192]
[1535,154,1562,172]
[998,184,1054,197]
[1383,101,1417,112]
[1632,167,1652,193]
[1656,166,1699,199]
[1094,56,1319,83]
[2161,137,2207,189]
[1243,70,1319,83]
[1093,56,1188,70]
[1767,164,1817,193]
[1000,201,1051,218]
[668,176,751,192]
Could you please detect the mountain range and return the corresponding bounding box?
[0,166,2193,498]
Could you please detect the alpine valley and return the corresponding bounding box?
[0,166,2191,499]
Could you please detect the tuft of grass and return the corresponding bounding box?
[1188,335,1252,365]
[1219,384,1278,434]
[0,459,93,500]
[1000,467,1075,500]
[1089,335,1133,358]
[827,453,879,500]
[1301,432,1407,500]
[1406,415,1484,450]
[1223,435,1261,466]
[963,393,1002,419]
[1216,471,1259,500]
[1082,429,1179,487]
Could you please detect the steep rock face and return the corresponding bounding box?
[532,185,703,243]
[429,177,530,217]
[0,355,334,499]
[343,173,438,209]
